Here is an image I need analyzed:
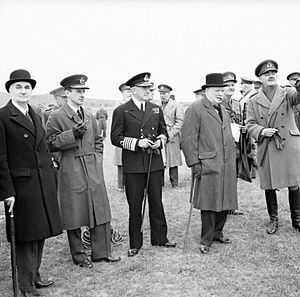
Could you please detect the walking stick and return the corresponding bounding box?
[183,177,197,253]
[10,208,18,297]
[140,149,154,232]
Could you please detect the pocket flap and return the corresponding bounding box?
[198,151,217,160]
[289,129,300,136]
[11,168,31,177]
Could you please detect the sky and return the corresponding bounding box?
[0,0,300,102]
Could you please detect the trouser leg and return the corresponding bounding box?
[265,189,278,234]
[90,222,112,260]
[67,228,88,264]
[169,166,178,187]
[200,210,216,247]
[124,173,145,249]
[288,186,300,231]
[214,211,227,239]
[148,170,168,245]
[16,240,44,292]
[117,166,124,189]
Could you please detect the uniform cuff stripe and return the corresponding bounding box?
[123,137,138,151]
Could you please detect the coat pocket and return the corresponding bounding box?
[289,129,300,136]
[10,168,31,177]
[198,151,218,175]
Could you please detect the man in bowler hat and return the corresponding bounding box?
[181,73,237,254]
[111,72,176,257]
[0,69,62,296]
[246,59,300,234]
[46,74,120,268]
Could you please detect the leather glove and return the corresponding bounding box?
[72,122,87,138]
[192,163,202,179]
[273,131,284,150]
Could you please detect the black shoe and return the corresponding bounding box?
[266,219,278,234]
[213,237,231,244]
[199,244,210,254]
[92,256,121,263]
[76,259,93,268]
[153,241,177,248]
[128,248,139,257]
[35,280,54,289]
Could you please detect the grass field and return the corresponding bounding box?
[1,122,300,297]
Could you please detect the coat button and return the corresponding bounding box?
[281,125,285,128]
[141,135,144,138]
[24,133,29,138]
[261,117,263,119]
[283,138,286,141]
[152,127,154,130]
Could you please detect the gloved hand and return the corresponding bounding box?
[274,131,284,150]
[72,122,87,138]
[192,163,202,179]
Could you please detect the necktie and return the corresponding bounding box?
[26,111,33,124]
[214,105,223,121]
[77,109,83,120]
[141,103,144,112]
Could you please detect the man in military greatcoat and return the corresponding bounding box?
[0,69,62,296]
[287,72,300,131]
[246,60,300,234]
[46,74,120,268]
[158,84,184,188]
[181,73,238,254]
[111,72,176,257]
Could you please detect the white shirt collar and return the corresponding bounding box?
[131,97,145,110]
[11,100,28,115]
[68,102,80,113]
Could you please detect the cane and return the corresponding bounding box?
[10,208,18,297]
[140,149,154,232]
[183,177,197,253]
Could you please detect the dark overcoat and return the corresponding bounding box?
[246,86,300,190]
[111,99,168,173]
[0,100,62,242]
[46,103,111,230]
[180,97,238,211]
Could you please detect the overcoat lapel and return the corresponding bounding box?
[7,100,36,136]
[256,89,271,109]
[62,103,84,124]
[268,87,286,125]
[203,97,222,124]
[28,105,43,147]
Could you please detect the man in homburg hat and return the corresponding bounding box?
[158,84,184,188]
[287,72,300,131]
[111,72,176,257]
[181,73,237,254]
[0,69,62,296]
[46,74,120,268]
[246,59,300,234]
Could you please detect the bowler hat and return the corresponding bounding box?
[287,72,300,81]
[60,74,89,89]
[201,73,225,90]
[255,59,278,77]
[5,69,36,92]
[126,72,152,88]
[223,71,237,83]
[158,84,173,92]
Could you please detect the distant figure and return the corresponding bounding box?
[239,77,256,112]
[193,87,205,101]
[0,69,62,296]
[113,83,132,191]
[95,103,108,139]
[287,72,300,131]
[254,80,262,93]
[170,94,175,101]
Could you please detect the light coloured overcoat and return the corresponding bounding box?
[46,103,111,230]
[246,86,300,190]
[180,97,237,211]
[161,99,184,167]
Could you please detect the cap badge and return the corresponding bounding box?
[144,74,150,82]
[80,77,85,84]
[159,86,164,90]
[266,62,273,69]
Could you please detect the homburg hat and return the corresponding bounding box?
[201,73,225,90]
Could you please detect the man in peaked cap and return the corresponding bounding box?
[111,72,176,257]
[287,72,300,131]
[246,59,300,235]
[46,74,120,268]
[0,69,62,296]
[158,84,184,188]
[194,87,205,101]
[239,77,256,111]
[254,80,262,92]
[181,73,237,254]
